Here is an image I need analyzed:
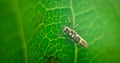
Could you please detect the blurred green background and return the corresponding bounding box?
[0,0,120,63]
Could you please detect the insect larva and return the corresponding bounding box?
[63,26,88,48]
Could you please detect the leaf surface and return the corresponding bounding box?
[0,0,120,63]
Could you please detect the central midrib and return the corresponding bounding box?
[70,0,78,63]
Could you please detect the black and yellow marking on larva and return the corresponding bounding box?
[63,26,88,48]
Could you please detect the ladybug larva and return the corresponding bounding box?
[62,18,88,48]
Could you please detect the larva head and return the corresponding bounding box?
[63,26,70,34]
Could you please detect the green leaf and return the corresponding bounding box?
[0,0,120,63]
